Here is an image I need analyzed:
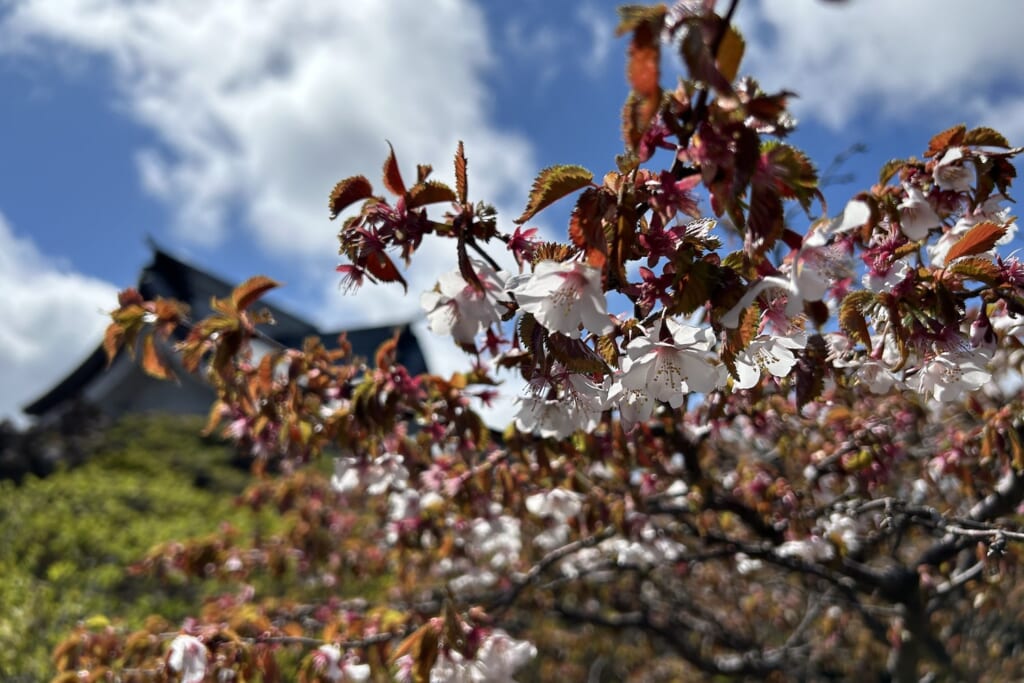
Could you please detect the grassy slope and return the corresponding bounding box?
[0,414,256,682]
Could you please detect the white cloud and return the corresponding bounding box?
[0,0,548,426]
[0,212,118,425]
[0,0,537,325]
[739,0,1024,135]
[577,3,615,77]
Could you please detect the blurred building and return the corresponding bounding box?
[24,246,427,422]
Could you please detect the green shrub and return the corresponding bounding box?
[0,414,260,682]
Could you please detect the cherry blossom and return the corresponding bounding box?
[508,260,612,337]
[313,644,371,682]
[898,185,942,240]
[911,351,991,402]
[514,372,609,438]
[933,148,974,193]
[421,261,508,344]
[167,635,207,683]
[610,319,723,425]
[733,334,805,390]
[429,630,537,682]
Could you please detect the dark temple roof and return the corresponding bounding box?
[24,247,427,417]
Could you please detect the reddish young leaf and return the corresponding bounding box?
[943,221,1007,264]
[375,332,400,370]
[103,323,124,365]
[382,142,407,196]
[924,124,966,158]
[407,180,457,209]
[365,250,407,291]
[568,188,609,270]
[328,175,373,219]
[516,165,594,224]
[454,140,468,205]
[141,334,174,381]
[232,275,281,313]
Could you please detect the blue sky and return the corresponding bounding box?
[2,0,1024,424]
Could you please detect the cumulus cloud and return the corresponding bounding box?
[739,0,1024,139]
[0,0,537,324]
[0,0,551,427]
[0,212,118,425]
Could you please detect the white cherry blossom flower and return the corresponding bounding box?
[514,372,609,438]
[525,488,584,522]
[733,334,805,390]
[855,359,900,394]
[430,631,537,683]
[911,350,991,402]
[314,644,370,682]
[167,635,207,683]
[610,319,723,425]
[933,148,974,193]
[508,260,612,337]
[864,257,911,293]
[828,198,871,235]
[898,185,941,241]
[777,537,834,563]
[467,515,522,569]
[421,260,507,344]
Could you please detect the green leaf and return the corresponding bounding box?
[328,175,373,219]
[516,165,594,224]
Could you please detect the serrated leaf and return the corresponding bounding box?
[943,221,1007,264]
[925,124,966,158]
[232,275,280,313]
[615,4,667,36]
[546,333,609,374]
[328,175,373,219]
[516,165,594,224]
[365,251,407,291]
[839,291,875,349]
[672,260,714,315]
[947,256,1003,285]
[878,158,904,186]
[795,334,827,409]
[716,25,744,84]
[141,334,174,381]
[532,242,575,263]
[103,323,124,365]
[569,188,609,270]
[964,126,1010,149]
[627,16,660,98]
[454,141,468,205]
[596,333,620,367]
[407,180,457,209]
[382,142,406,196]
